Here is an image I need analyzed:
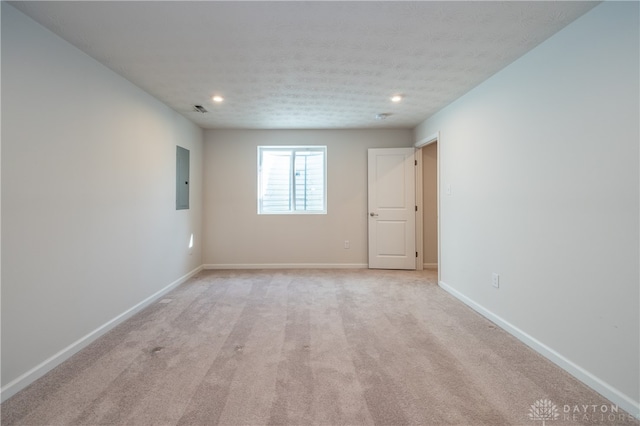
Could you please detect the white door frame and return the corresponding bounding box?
[414,132,440,282]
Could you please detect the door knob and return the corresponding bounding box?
[370,212,378,217]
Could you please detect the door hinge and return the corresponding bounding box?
[415,205,418,212]
[416,251,418,258]
[415,160,417,166]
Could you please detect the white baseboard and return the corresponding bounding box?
[0,265,203,403]
[423,263,438,269]
[438,280,640,419]
[203,263,368,270]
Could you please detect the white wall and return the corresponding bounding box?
[203,129,412,267]
[415,2,639,415]
[1,4,203,399]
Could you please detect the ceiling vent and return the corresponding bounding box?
[193,105,208,113]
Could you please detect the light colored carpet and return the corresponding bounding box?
[1,269,637,425]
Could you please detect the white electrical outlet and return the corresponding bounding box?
[344,240,350,249]
[492,273,500,288]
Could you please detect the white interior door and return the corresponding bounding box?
[368,148,416,270]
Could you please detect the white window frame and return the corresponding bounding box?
[258,145,327,215]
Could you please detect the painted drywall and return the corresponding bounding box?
[1,4,203,398]
[203,129,413,267]
[421,143,438,267]
[415,2,639,414]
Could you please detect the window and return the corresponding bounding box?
[258,146,326,214]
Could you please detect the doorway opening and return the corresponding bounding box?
[415,133,440,282]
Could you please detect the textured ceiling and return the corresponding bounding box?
[10,1,598,129]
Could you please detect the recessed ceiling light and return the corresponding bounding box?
[212,95,224,103]
[391,95,403,103]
